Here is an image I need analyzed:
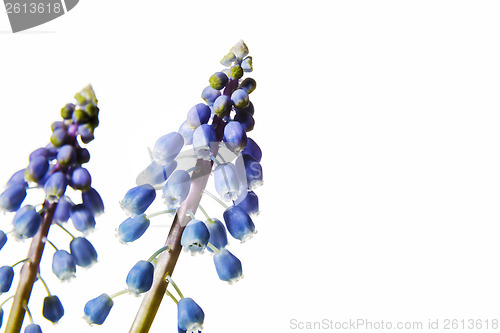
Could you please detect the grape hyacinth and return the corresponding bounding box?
[0,85,104,332]
[87,41,265,332]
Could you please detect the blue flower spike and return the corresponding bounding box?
[213,248,243,284]
[153,132,185,165]
[223,205,256,243]
[177,297,205,332]
[192,124,217,160]
[181,219,210,255]
[0,184,27,212]
[52,250,76,281]
[120,184,156,216]
[213,163,241,202]
[126,260,154,295]
[24,324,43,333]
[83,293,113,325]
[117,214,151,243]
[42,295,64,323]
[0,266,14,293]
[12,205,42,239]
[162,170,191,209]
[70,237,98,268]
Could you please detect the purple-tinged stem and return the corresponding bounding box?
[4,202,56,333]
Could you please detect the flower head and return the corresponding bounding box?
[12,205,42,239]
[223,205,256,242]
[52,250,76,281]
[0,184,27,212]
[162,170,191,209]
[153,132,184,165]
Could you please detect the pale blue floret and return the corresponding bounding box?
[0,266,14,293]
[24,324,42,333]
[0,184,27,212]
[192,124,217,160]
[43,171,68,203]
[162,170,191,209]
[204,218,228,253]
[153,132,185,165]
[120,184,156,216]
[53,196,73,223]
[213,163,241,202]
[234,190,259,217]
[186,103,211,129]
[223,121,248,154]
[181,219,209,255]
[126,260,154,295]
[177,297,205,332]
[70,204,96,233]
[70,237,98,267]
[223,205,256,242]
[213,248,243,284]
[12,205,42,239]
[117,214,150,243]
[230,89,250,110]
[201,86,220,105]
[83,293,114,325]
[52,250,76,281]
[136,160,177,186]
[178,121,195,145]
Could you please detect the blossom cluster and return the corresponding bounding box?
[0,85,103,332]
[84,41,263,332]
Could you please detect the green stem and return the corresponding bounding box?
[0,295,15,308]
[54,223,75,240]
[203,190,229,209]
[187,209,196,220]
[206,242,220,254]
[146,209,176,219]
[165,290,178,304]
[37,274,51,296]
[44,238,58,252]
[110,289,129,299]
[165,275,184,299]
[11,258,29,269]
[5,202,57,333]
[147,245,170,263]
[198,205,213,223]
[23,303,33,325]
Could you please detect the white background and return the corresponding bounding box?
[1,1,500,332]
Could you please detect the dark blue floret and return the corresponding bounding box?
[42,295,64,323]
